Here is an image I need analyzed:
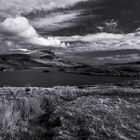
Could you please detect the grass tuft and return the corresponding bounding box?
[0,83,139,139]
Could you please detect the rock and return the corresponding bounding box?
[43,69,50,73]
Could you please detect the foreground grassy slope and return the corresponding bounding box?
[0,82,140,140]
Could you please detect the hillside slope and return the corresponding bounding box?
[0,82,140,139]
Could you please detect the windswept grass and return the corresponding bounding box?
[0,82,140,139]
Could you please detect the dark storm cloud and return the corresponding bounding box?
[43,0,140,35]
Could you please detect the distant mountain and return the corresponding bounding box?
[0,51,55,70]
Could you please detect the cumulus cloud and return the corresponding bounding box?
[0,16,67,48]
[57,32,140,52]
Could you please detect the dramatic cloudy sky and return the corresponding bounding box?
[0,0,88,17]
[0,0,89,48]
[0,0,140,59]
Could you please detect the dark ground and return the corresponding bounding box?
[0,81,140,140]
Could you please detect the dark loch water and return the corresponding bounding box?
[0,68,139,87]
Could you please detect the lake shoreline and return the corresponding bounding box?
[0,67,140,87]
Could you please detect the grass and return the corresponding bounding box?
[0,82,140,139]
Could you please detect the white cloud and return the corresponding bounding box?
[32,12,79,29]
[78,33,123,41]
[56,33,123,42]
[0,0,87,17]
[57,32,140,52]
[0,16,67,48]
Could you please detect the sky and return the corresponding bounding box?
[0,0,140,55]
[0,0,88,17]
[0,0,88,48]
